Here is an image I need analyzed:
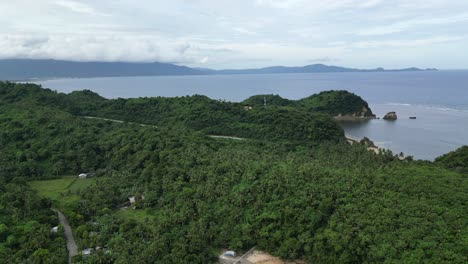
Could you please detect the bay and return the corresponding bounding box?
[35,70,468,160]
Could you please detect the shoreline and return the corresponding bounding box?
[345,134,381,154]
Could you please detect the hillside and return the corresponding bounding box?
[242,91,375,118]
[0,82,345,143]
[435,146,468,173]
[0,82,466,263]
[299,90,375,118]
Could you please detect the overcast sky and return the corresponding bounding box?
[1,0,467,69]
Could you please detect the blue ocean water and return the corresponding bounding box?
[35,70,468,160]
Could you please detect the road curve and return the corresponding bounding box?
[54,210,78,263]
[82,116,246,141]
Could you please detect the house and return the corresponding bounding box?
[51,226,58,233]
[128,194,145,205]
[82,248,93,256]
[78,173,88,179]
[219,250,237,264]
[243,106,253,111]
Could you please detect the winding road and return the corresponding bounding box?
[54,210,78,263]
[83,116,245,140]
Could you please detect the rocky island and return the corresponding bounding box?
[383,112,398,120]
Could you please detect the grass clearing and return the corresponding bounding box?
[30,176,103,207]
[29,176,76,201]
[30,176,154,222]
[115,208,157,222]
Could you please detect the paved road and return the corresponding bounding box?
[83,116,246,141]
[83,116,154,127]
[55,210,78,263]
[209,135,245,141]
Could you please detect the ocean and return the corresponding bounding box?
[34,70,468,160]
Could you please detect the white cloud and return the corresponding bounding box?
[55,0,107,16]
[351,36,464,49]
[0,0,467,68]
[358,13,468,36]
[233,27,257,35]
[359,0,383,8]
[0,33,206,64]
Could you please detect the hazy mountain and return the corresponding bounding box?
[203,64,437,75]
[0,59,436,80]
[0,59,204,80]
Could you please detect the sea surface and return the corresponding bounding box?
[35,70,468,160]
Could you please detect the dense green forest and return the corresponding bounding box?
[0,81,467,263]
[435,146,468,173]
[0,179,68,263]
[298,91,375,117]
[242,91,375,117]
[0,82,345,143]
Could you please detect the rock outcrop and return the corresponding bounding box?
[360,137,377,148]
[383,112,397,120]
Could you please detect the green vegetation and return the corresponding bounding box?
[299,90,375,117]
[242,94,294,107]
[1,81,467,263]
[435,145,468,173]
[241,91,375,118]
[114,209,157,222]
[29,177,102,209]
[29,177,76,201]
[0,179,68,263]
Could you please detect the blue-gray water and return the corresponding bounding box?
[35,70,468,160]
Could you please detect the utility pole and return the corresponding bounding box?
[264,96,267,107]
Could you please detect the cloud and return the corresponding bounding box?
[233,27,257,35]
[55,0,107,16]
[255,0,384,11]
[0,0,468,68]
[308,57,339,63]
[357,13,468,36]
[176,43,191,55]
[0,33,205,64]
[351,36,464,48]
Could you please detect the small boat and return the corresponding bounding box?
[409,116,417,119]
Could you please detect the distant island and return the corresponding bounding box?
[0,59,437,80]
[198,65,437,75]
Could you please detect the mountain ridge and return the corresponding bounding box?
[0,59,437,80]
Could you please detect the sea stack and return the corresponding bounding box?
[383,112,397,120]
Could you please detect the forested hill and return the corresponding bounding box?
[242,91,375,118]
[435,146,468,173]
[0,82,346,142]
[0,81,467,263]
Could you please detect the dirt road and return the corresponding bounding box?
[55,210,78,263]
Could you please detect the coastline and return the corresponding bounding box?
[345,134,381,154]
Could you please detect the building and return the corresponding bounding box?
[78,173,88,179]
[82,248,93,256]
[128,194,145,205]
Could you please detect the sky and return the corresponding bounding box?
[0,0,467,69]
